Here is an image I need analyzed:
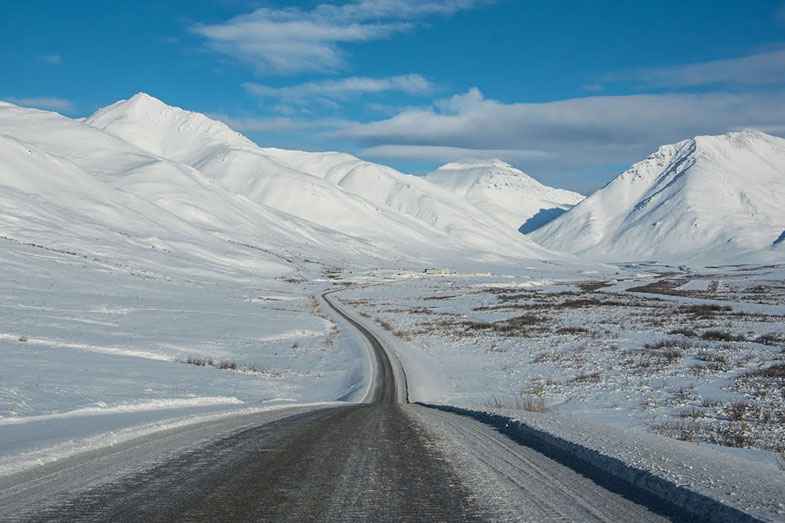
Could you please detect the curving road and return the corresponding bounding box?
[1,291,694,522]
[321,290,406,405]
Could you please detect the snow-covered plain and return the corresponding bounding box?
[336,263,785,462]
[0,237,369,475]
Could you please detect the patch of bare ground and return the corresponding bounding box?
[627,278,690,296]
[629,275,785,305]
[576,280,613,292]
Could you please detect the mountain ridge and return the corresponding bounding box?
[424,159,584,233]
[0,95,563,281]
[85,93,556,261]
[529,130,785,262]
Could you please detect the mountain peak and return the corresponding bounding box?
[530,130,785,261]
[424,159,584,232]
[123,92,169,111]
[692,128,780,152]
[437,159,517,171]
[128,91,159,102]
[86,93,254,160]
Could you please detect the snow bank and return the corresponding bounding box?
[423,404,784,522]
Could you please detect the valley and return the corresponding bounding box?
[1,94,784,521]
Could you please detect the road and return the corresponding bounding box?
[1,292,694,522]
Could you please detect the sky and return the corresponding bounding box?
[3,0,785,194]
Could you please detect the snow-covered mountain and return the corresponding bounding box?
[0,94,558,280]
[529,130,785,262]
[0,100,382,282]
[86,93,554,262]
[424,160,584,233]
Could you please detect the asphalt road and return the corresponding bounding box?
[2,292,696,522]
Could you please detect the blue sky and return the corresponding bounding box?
[3,0,785,193]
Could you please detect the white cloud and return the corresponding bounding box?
[209,113,352,133]
[38,54,62,65]
[192,1,489,74]
[244,74,432,104]
[777,3,785,26]
[360,144,552,162]
[4,97,74,113]
[334,88,785,174]
[608,48,785,89]
[582,83,605,92]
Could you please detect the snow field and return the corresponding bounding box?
[337,263,785,458]
[0,240,369,475]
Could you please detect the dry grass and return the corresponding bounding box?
[701,330,746,342]
[746,363,785,380]
[627,279,685,295]
[680,408,707,419]
[574,371,601,383]
[681,304,733,319]
[374,317,413,342]
[559,297,625,308]
[179,356,238,371]
[668,327,697,337]
[755,333,784,345]
[485,392,547,413]
[577,281,612,292]
[182,356,214,367]
[555,326,591,335]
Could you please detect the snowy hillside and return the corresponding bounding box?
[424,160,584,233]
[86,93,554,262]
[529,130,785,262]
[0,100,389,281]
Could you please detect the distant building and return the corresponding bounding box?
[424,268,451,275]
[470,272,491,276]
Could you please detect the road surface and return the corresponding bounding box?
[0,292,695,522]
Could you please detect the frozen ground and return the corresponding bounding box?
[2,241,784,519]
[337,262,785,466]
[0,239,373,476]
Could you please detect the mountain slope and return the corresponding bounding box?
[424,160,584,233]
[529,130,785,261]
[0,101,393,282]
[86,94,555,261]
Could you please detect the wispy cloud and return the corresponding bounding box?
[604,48,785,89]
[192,1,489,74]
[334,88,785,173]
[361,144,552,162]
[38,54,62,65]
[777,3,785,26]
[209,113,353,133]
[244,74,432,105]
[3,97,74,113]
